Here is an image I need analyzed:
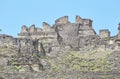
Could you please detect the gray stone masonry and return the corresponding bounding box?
[17,16,120,51]
[99,29,110,38]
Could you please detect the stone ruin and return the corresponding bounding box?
[18,16,97,51]
[99,29,110,38]
[17,15,120,51]
[1,15,120,71]
[1,15,120,59]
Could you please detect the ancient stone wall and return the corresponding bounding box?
[18,16,98,50]
[29,24,36,33]
[21,25,28,33]
[38,32,58,53]
[82,19,92,28]
[55,16,68,24]
[0,34,35,53]
[78,28,96,36]
[17,16,120,51]
[99,29,110,38]
[75,15,93,29]
[42,22,54,32]
[76,15,83,24]
[0,34,47,71]
[55,23,80,48]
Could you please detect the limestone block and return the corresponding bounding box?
[29,24,36,33]
[79,29,96,36]
[55,16,68,24]
[99,29,110,38]
[83,19,92,28]
[43,22,54,32]
[21,25,28,33]
[76,15,83,24]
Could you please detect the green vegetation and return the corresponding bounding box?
[61,50,114,71]
[47,49,114,72]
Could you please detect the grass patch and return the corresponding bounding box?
[61,50,114,71]
[48,49,114,72]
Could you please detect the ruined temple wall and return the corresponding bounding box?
[21,25,28,33]
[29,24,36,33]
[55,16,68,24]
[56,23,80,48]
[78,29,96,36]
[29,31,57,39]
[99,30,110,38]
[18,32,30,38]
[37,31,58,53]
[0,34,15,48]
[17,16,120,52]
[0,34,35,53]
[76,16,83,24]
[42,22,55,32]
[18,16,95,39]
[75,15,93,29]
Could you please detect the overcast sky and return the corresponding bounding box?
[0,0,120,37]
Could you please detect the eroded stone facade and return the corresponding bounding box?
[1,16,120,78]
[18,16,97,50]
[17,16,120,52]
[1,15,120,72]
[99,29,110,38]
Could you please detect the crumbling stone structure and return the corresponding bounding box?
[18,16,120,51]
[1,15,120,73]
[18,16,94,52]
[99,29,110,38]
[55,16,68,24]
[1,16,120,78]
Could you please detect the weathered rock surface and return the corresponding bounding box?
[1,16,120,79]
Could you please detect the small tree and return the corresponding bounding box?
[0,29,2,31]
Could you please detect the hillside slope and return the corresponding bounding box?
[0,47,120,79]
